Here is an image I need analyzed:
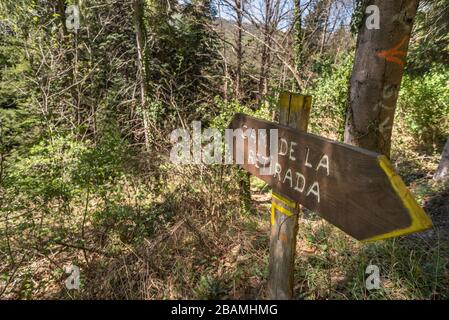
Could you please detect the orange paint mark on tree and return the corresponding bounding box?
[377,37,408,67]
[279,233,288,243]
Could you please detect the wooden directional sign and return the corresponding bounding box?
[229,113,432,241]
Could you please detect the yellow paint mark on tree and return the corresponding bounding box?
[271,203,294,225]
[272,192,296,209]
[271,192,296,225]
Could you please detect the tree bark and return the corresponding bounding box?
[344,0,420,157]
[235,0,243,100]
[293,0,303,92]
[56,0,69,36]
[434,137,449,181]
[258,0,273,101]
[319,0,332,55]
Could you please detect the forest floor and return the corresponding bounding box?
[1,145,448,300]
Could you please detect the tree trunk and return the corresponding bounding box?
[235,0,243,100]
[56,0,69,36]
[293,0,303,91]
[434,137,449,181]
[344,0,420,156]
[319,0,332,55]
[132,0,151,152]
[258,0,273,101]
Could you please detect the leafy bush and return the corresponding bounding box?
[397,64,449,148]
[5,136,87,203]
[209,97,271,130]
[74,128,130,191]
[308,54,353,140]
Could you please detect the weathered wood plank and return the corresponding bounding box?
[228,113,432,242]
[267,92,311,300]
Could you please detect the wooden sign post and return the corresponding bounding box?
[228,92,432,299]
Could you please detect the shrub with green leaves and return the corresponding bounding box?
[209,97,271,130]
[74,128,130,191]
[308,54,353,140]
[5,136,87,203]
[397,64,449,147]
[4,127,130,207]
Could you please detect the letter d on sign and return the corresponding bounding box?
[365,265,380,290]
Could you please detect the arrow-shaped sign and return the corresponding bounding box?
[229,113,432,241]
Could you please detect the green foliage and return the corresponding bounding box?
[397,64,449,147]
[0,26,42,154]
[408,0,449,75]
[193,275,228,299]
[146,1,220,126]
[350,0,368,35]
[74,128,130,190]
[308,53,353,140]
[92,203,167,244]
[1,0,448,300]
[209,97,268,130]
[5,126,130,203]
[5,136,87,202]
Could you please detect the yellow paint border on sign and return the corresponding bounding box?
[362,155,433,242]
